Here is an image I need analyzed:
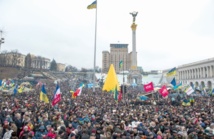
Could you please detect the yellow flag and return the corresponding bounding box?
[102,64,119,92]
[72,92,76,99]
[18,86,24,93]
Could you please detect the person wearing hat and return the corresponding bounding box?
[19,125,33,139]
[34,125,47,138]
[68,133,76,139]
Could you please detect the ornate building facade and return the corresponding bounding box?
[177,58,214,90]
[31,55,50,69]
[161,58,214,90]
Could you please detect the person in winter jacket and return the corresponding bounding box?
[43,125,57,139]
[34,125,47,139]
[66,123,75,136]
[19,126,34,139]
[3,127,13,139]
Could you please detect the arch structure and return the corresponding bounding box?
[177,58,214,90]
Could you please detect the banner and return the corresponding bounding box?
[143,82,154,93]
[184,85,194,95]
[159,85,169,97]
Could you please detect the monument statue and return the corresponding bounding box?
[128,11,142,85]
[130,11,138,23]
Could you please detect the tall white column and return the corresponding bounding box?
[131,23,137,70]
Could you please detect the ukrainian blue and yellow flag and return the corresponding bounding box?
[40,84,49,103]
[87,1,96,9]
[173,82,182,90]
[182,99,190,106]
[189,98,194,103]
[166,67,176,77]
[119,60,123,69]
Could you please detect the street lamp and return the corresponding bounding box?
[0,30,5,53]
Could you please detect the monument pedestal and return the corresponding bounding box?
[128,12,142,85]
[127,70,142,85]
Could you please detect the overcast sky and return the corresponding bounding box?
[0,0,213,71]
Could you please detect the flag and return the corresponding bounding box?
[212,88,214,95]
[87,1,96,9]
[18,86,24,93]
[118,90,122,101]
[173,82,182,90]
[13,84,18,95]
[166,67,176,77]
[184,85,194,95]
[182,99,191,106]
[79,83,84,87]
[102,64,119,92]
[0,80,2,86]
[143,82,154,93]
[52,84,61,106]
[36,81,42,88]
[114,86,118,101]
[159,85,169,97]
[119,60,123,69]
[139,95,148,101]
[189,98,194,103]
[71,91,76,99]
[40,85,49,103]
[170,78,176,87]
[74,86,83,97]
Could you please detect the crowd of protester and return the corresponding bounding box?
[0,79,214,139]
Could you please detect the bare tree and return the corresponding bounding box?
[10,50,21,67]
[25,53,32,68]
[65,65,78,72]
[0,50,8,66]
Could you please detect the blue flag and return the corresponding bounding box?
[139,95,148,101]
[212,88,214,94]
[0,80,2,86]
[170,78,176,86]
[173,82,182,90]
[13,84,18,95]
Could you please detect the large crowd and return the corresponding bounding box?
[0,79,214,139]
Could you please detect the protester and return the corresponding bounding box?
[0,77,214,139]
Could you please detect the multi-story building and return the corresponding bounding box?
[161,57,214,90]
[102,51,110,73]
[31,55,50,69]
[102,44,131,73]
[57,63,66,72]
[0,52,25,67]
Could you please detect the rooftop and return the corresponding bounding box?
[110,44,128,48]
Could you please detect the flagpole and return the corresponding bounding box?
[123,55,125,101]
[93,0,97,93]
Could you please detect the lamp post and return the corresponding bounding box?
[0,30,4,53]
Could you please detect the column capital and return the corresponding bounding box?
[131,23,137,31]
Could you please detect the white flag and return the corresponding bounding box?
[184,85,194,95]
